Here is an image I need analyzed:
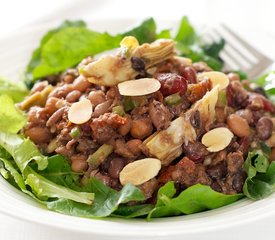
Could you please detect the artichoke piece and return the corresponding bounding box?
[142,85,220,166]
[81,37,176,86]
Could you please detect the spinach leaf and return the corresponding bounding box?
[112,204,154,218]
[202,39,225,59]
[47,178,145,217]
[175,16,196,45]
[0,78,29,102]
[37,154,81,190]
[122,18,156,44]
[148,182,243,219]
[243,151,275,199]
[0,95,27,134]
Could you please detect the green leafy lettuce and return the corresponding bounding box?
[0,78,29,102]
[254,71,275,103]
[148,182,243,219]
[0,95,26,133]
[243,150,275,199]
[175,16,224,70]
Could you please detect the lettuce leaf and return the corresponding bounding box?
[254,71,275,103]
[0,131,94,204]
[0,95,27,134]
[148,182,243,219]
[0,78,29,102]
[243,151,275,199]
[47,178,145,217]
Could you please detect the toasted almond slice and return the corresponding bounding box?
[199,71,229,90]
[68,98,93,124]
[118,78,161,96]
[201,127,233,152]
[119,158,161,186]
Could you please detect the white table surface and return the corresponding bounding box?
[1,0,275,239]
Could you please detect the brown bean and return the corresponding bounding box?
[126,139,142,156]
[270,148,275,162]
[227,72,240,82]
[73,76,91,92]
[30,81,48,94]
[235,109,253,125]
[227,114,250,137]
[93,100,112,117]
[24,127,51,143]
[46,107,65,127]
[108,158,125,179]
[256,117,273,140]
[88,90,106,106]
[45,97,59,114]
[118,115,132,136]
[71,155,88,173]
[66,90,81,103]
[206,162,227,180]
[130,118,153,139]
[215,107,226,123]
[49,84,74,98]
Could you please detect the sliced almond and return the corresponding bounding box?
[201,127,233,152]
[68,98,93,124]
[118,78,161,96]
[199,71,229,90]
[119,158,161,186]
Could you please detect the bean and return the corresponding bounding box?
[232,171,246,193]
[63,74,75,84]
[66,90,81,103]
[126,139,142,156]
[130,118,153,139]
[206,163,227,180]
[73,75,91,92]
[215,107,226,123]
[227,72,240,82]
[211,181,222,193]
[227,114,250,137]
[270,148,275,162]
[30,81,48,94]
[24,127,51,143]
[49,84,74,98]
[118,115,132,136]
[88,90,106,106]
[45,97,59,114]
[256,117,273,140]
[46,107,65,127]
[71,155,88,173]
[93,100,112,117]
[108,158,125,179]
[235,109,253,125]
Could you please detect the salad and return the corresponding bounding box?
[0,17,275,220]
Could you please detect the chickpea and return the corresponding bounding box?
[130,118,153,139]
[88,90,106,106]
[126,139,142,156]
[73,76,91,92]
[65,90,81,103]
[118,115,132,136]
[227,114,250,137]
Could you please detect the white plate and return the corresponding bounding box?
[0,19,275,240]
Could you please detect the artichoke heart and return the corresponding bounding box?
[81,37,176,86]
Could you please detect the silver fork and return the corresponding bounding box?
[204,24,273,79]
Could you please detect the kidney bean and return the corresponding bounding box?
[183,142,209,163]
[108,158,125,179]
[256,117,273,140]
[206,162,227,180]
[179,66,197,84]
[93,100,112,117]
[66,90,81,103]
[25,127,51,144]
[227,114,250,137]
[88,90,106,106]
[130,118,153,139]
[73,76,91,92]
[211,181,222,193]
[232,171,246,193]
[46,107,65,127]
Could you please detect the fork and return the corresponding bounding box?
[204,24,273,79]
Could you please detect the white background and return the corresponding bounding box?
[0,0,275,239]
